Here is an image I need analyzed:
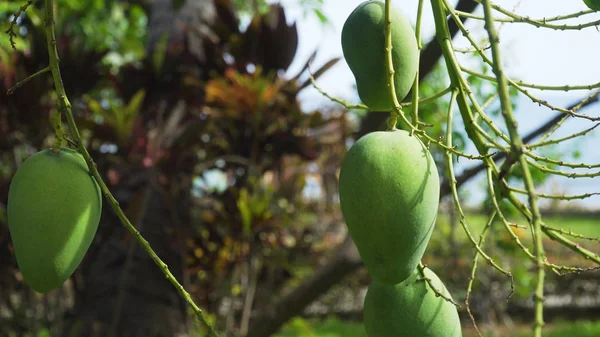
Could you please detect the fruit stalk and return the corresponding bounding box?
[43,0,220,335]
[480,0,546,335]
[384,0,400,130]
[410,0,425,128]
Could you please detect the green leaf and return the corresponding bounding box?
[153,31,170,75]
[313,8,328,24]
[237,188,252,236]
[125,89,146,118]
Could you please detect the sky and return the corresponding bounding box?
[276,0,600,209]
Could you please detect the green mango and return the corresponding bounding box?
[363,267,462,337]
[342,0,418,111]
[338,130,439,285]
[8,148,102,293]
[584,0,600,10]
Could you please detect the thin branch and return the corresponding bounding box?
[543,225,600,243]
[532,122,600,149]
[445,1,600,122]
[410,0,426,127]
[465,211,495,337]
[4,0,34,50]
[504,191,600,269]
[7,66,51,95]
[528,160,600,178]
[462,67,600,91]
[418,264,461,308]
[480,1,546,335]
[509,187,600,201]
[307,62,368,110]
[525,151,600,169]
[443,88,514,289]
[455,9,600,30]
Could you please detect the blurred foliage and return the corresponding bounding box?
[232,0,328,25]
[1,0,147,72]
[1,0,347,335]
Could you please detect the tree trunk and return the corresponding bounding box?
[65,174,188,337]
[61,1,220,334]
[246,237,363,337]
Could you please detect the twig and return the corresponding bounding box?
[531,122,600,149]
[462,67,600,91]
[7,66,51,95]
[509,187,600,201]
[417,264,461,307]
[465,211,495,337]
[505,192,600,269]
[383,0,402,130]
[307,61,368,111]
[4,0,34,50]
[445,0,600,122]
[480,2,546,335]
[542,225,600,243]
[455,8,600,30]
[410,0,426,128]
[488,172,583,275]
[543,229,600,265]
[528,160,600,179]
[444,88,514,289]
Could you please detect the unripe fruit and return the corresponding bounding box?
[584,0,600,10]
[342,0,418,111]
[363,268,462,337]
[8,148,102,293]
[338,130,439,285]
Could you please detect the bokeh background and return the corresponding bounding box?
[1,0,599,336]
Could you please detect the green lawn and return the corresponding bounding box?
[274,317,600,337]
[433,211,599,244]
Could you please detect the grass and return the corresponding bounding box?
[274,317,600,337]
[433,211,600,246]
[466,320,600,337]
[274,317,367,337]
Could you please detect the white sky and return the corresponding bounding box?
[277,0,600,209]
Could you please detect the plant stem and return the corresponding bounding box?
[480,1,545,335]
[461,67,600,91]
[410,0,425,128]
[43,0,219,335]
[384,0,400,130]
[7,66,50,95]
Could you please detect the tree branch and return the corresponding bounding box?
[440,91,600,197]
[246,238,363,337]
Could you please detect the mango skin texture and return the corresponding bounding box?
[584,0,600,10]
[8,148,102,293]
[363,268,462,337]
[341,1,418,111]
[338,130,439,285]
